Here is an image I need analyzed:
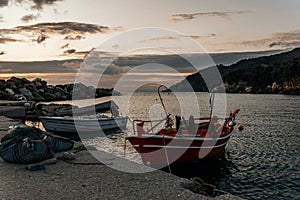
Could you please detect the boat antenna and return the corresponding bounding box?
[209,92,215,119]
[158,85,169,117]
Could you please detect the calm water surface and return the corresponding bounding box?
[223,94,300,199]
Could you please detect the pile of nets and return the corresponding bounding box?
[0,126,74,164]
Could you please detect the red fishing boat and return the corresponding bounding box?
[125,85,240,168]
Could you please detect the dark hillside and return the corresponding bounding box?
[171,48,300,94]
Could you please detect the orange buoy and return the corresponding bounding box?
[237,123,244,131]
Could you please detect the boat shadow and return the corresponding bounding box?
[49,128,125,141]
[160,150,236,184]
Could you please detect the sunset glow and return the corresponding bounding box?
[0,0,300,86]
[1,0,299,61]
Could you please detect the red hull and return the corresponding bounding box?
[126,132,233,167]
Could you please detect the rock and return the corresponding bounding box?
[32,78,43,88]
[0,79,5,90]
[19,88,34,100]
[66,84,74,92]
[41,80,47,87]
[14,94,28,101]
[0,90,14,100]
[33,78,42,82]
[9,77,22,86]
[72,87,88,99]
[5,88,14,95]
[44,86,55,94]
[54,86,65,93]
[42,93,57,101]
[245,87,252,93]
[5,80,16,89]
[72,83,96,99]
[20,77,31,85]
[0,77,117,102]
[32,91,45,101]
[96,88,114,97]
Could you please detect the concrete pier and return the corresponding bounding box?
[0,115,241,199]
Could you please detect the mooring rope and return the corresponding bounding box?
[162,135,172,174]
[191,177,225,197]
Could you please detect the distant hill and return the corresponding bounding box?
[0,59,82,73]
[0,49,283,74]
[170,48,300,95]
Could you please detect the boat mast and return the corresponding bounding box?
[158,85,169,117]
[209,92,215,119]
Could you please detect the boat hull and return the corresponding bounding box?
[126,132,233,168]
[40,116,128,134]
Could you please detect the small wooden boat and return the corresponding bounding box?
[39,100,128,134]
[40,115,128,134]
[125,85,240,168]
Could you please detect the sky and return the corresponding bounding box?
[1,0,300,61]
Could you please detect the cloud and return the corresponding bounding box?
[0,21,114,45]
[0,37,22,43]
[1,0,63,10]
[32,32,48,43]
[232,39,271,47]
[272,31,300,41]
[61,60,81,70]
[268,41,300,48]
[0,68,12,72]
[62,48,98,58]
[14,0,63,10]
[111,26,124,32]
[0,21,110,37]
[73,50,92,57]
[60,43,69,49]
[112,44,119,49]
[13,21,110,35]
[186,33,216,39]
[20,13,40,22]
[140,34,217,43]
[61,48,97,58]
[0,0,8,7]
[140,36,178,43]
[63,48,76,54]
[85,49,118,57]
[91,63,131,75]
[0,50,5,55]
[30,0,63,10]
[169,11,249,23]
[232,30,300,49]
[64,35,85,40]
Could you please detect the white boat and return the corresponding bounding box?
[40,115,128,134]
[39,100,128,134]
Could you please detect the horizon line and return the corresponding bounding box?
[0,48,290,62]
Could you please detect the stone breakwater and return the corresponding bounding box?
[0,77,119,102]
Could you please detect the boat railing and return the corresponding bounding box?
[132,116,218,136]
[132,116,169,136]
[131,109,240,136]
[193,109,240,125]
